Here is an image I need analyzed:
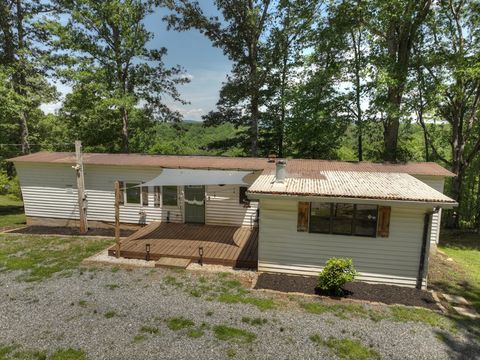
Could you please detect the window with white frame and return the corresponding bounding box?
[118,181,148,206]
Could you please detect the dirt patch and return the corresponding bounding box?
[255,273,439,310]
[8,225,135,237]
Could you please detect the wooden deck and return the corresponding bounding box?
[108,222,258,269]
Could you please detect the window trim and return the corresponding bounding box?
[308,202,378,238]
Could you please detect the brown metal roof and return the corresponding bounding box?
[248,171,457,204]
[8,151,455,177]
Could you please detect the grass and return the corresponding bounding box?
[50,349,86,360]
[217,292,275,311]
[166,317,194,331]
[140,326,159,335]
[390,305,454,331]
[432,231,480,313]
[0,233,113,282]
[0,345,85,360]
[132,335,146,343]
[301,302,385,321]
[310,335,381,360]
[0,195,25,230]
[241,316,268,326]
[104,311,117,319]
[213,325,256,344]
[301,301,456,332]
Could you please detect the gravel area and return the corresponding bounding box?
[0,267,478,360]
[255,273,439,310]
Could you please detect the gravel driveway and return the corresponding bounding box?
[0,266,478,360]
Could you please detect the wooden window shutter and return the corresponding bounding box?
[297,202,310,232]
[377,206,391,237]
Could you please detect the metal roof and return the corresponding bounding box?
[9,151,455,177]
[248,171,457,205]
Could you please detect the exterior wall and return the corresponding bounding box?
[15,162,259,227]
[206,185,258,227]
[258,198,431,287]
[413,175,446,246]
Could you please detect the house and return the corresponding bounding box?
[9,152,457,288]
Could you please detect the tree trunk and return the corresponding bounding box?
[476,175,480,233]
[250,93,259,157]
[15,0,30,154]
[121,107,129,153]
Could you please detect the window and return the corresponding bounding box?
[354,205,378,237]
[154,186,161,208]
[332,203,354,235]
[118,181,148,206]
[162,186,177,206]
[126,183,141,204]
[309,203,331,233]
[239,186,249,204]
[307,202,378,237]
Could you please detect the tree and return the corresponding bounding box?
[265,0,318,157]
[0,0,58,154]
[417,0,480,228]
[164,0,274,156]
[366,0,432,161]
[52,0,189,152]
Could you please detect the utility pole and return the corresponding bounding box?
[114,180,121,258]
[75,140,88,234]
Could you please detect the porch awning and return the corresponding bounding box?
[138,168,252,187]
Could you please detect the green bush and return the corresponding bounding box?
[0,172,9,195]
[0,172,21,199]
[317,258,357,295]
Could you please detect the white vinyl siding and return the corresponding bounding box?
[205,185,258,227]
[414,175,446,245]
[15,163,259,227]
[258,198,431,287]
[16,163,180,224]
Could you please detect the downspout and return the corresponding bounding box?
[416,208,439,289]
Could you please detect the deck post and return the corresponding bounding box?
[114,180,121,258]
[75,140,88,234]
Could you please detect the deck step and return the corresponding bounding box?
[155,257,192,269]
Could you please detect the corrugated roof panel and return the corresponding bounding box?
[248,171,457,204]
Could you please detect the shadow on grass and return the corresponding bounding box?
[439,230,480,251]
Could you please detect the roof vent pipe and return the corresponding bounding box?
[275,159,287,183]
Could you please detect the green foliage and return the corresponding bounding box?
[317,258,357,295]
[213,325,256,344]
[166,317,194,331]
[50,348,86,360]
[310,335,381,360]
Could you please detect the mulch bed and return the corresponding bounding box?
[7,225,135,238]
[255,273,439,310]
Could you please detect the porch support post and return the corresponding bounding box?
[114,180,121,258]
[75,140,88,234]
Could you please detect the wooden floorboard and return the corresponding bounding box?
[108,222,258,268]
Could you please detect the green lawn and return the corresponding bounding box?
[0,233,113,281]
[0,195,26,230]
[434,231,480,312]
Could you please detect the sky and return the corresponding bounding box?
[41,4,232,122]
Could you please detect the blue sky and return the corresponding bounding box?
[42,4,232,122]
[145,6,232,121]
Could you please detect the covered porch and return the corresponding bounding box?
[108,222,258,269]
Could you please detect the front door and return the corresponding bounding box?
[184,185,205,224]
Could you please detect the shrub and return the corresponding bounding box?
[0,172,21,199]
[317,258,357,295]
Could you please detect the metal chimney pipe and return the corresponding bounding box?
[275,159,287,183]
